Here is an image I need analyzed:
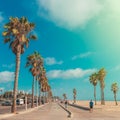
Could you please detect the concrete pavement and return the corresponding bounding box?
[67,104,120,120]
[1,102,120,120]
[0,104,45,119]
[0,102,69,120]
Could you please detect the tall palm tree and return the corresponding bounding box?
[26,51,43,108]
[38,67,44,105]
[2,17,36,113]
[73,88,77,104]
[41,78,48,103]
[89,72,98,105]
[47,85,51,102]
[98,68,106,105]
[26,55,37,108]
[44,81,49,103]
[48,88,52,102]
[40,68,47,103]
[35,65,43,107]
[111,83,118,105]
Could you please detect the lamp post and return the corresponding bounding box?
[0,88,3,100]
[25,92,28,110]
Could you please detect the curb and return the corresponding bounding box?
[0,113,15,120]
[58,103,72,118]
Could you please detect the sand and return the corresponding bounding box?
[69,100,120,111]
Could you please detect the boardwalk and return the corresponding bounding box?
[0,103,68,120]
[1,102,120,120]
[67,104,120,120]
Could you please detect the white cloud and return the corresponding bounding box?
[0,12,4,23]
[2,64,15,69]
[37,0,102,29]
[45,57,63,65]
[111,65,120,71]
[105,0,120,14]
[72,52,93,60]
[83,77,89,83]
[114,66,120,71]
[0,71,14,83]
[97,0,120,25]
[47,68,96,79]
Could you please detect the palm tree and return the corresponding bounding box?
[39,68,48,103]
[73,88,77,104]
[98,68,106,105]
[111,83,118,105]
[48,88,52,102]
[47,85,51,102]
[2,17,36,113]
[41,78,48,103]
[38,67,44,105]
[63,93,67,101]
[44,81,49,103]
[89,72,98,105]
[26,54,37,108]
[26,51,43,108]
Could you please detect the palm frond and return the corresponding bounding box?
[2,31,9,36]
[29,35,37,40]
[29,23,35,28]
[4,38,10,43]
[4,23,11,29]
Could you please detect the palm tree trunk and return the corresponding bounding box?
[45,87,48,103]
[36,77,38,107]
[47,91,49,103]
[101,88,105,105]
[39,82,41,105]
[31,76,35,108]
[12,48,21,113]
[114,93,118,105]
[73,95,75,104]
[94,86,97,105]
[75,96,76,103]
[73,95,76,104]
[43,91,46,103]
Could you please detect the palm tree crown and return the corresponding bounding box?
[98,68,106,105]
[3,17,37,54]
[111,83,118,94]
[98,68,106,88]
[89,73,98,86]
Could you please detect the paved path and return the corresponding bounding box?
[1,103,120,120]
[0,104,32,114]
[0,103,68,120]
[67,104,120,120]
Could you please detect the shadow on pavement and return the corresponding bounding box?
[58,103,71,118]
[69,104,90,111]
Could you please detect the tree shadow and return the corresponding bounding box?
[69,104,90,111]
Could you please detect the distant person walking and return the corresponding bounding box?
[89,100,94,112]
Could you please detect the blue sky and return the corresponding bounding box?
[0,0,120,100]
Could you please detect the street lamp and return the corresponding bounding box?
[0,88,4,100]
[25,92,28,110]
